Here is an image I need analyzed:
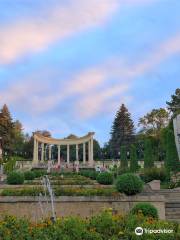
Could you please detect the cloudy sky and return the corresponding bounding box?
[0,0,179,145]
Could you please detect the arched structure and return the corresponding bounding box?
[33,132,95,167]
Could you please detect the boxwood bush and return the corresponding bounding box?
[7,171,24,185]
[96,172,113,185]
[130,202,158,219]
[116,173,144,195]
[24,171,36,180]
[140,167,169,183]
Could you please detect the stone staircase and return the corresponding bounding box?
[157,189,180,222]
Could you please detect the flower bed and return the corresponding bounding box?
[0,211,179,240]
[0,187,119,197]
[25,179,94,185]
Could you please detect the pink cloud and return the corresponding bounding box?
[75,84,130,119]
[0,0,157,65]
[0,0,119,64]
[1,33,180,118]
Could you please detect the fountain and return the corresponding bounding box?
[38,175,56,222]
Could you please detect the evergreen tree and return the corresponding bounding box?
[166,88,180,117]
[165,128,179,172]
[144,139,154,168]
[130,144,138,172]
[0,104,14,155]
[120,146,128,168]
[110,104,134,158]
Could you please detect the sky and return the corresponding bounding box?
[0,0,179,145]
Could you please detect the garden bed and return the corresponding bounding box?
[0,210,179,240]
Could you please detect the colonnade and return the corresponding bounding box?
[33,133,94,167]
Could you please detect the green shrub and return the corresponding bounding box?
[117,167,131,175]
[88,171,99,180]
[0,211,178,240]
[7,171,24,185]
[124,214,178,240]
[1,187,118,197]
[32,169,46,178]
[24,171,36,180]
[116,173,144,195]
[79,170,99,180]
[140,167,169,183]
[96,172,113,185]
[130,202,158,219]
[4,158,16,174]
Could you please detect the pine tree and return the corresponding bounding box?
[0,104,14,155]
[144,139,154,168]
[110,104,134,158]
[120,146,128,169]
[130,144,138,172]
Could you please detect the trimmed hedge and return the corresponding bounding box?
[32,170,46,178]
[24,171,36,180]
[116,173,144,195]
[130,202,158,219]
[96,172,113,185]
[79,170,99,180]
[1,187,118,197]
[140,167,169,183]
[7,172,24,185]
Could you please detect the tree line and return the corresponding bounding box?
[103,88,180,172]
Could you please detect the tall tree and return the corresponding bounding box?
[0,104,14,155]
[120,146,128,169]
[161,122,179,172]
[138,108,170,136]
[130,144,138,172]
[165,129,179,172]
[144,138,154,168]
[166,88,180,117]
[93,139,101,160]
[110,104,134,158]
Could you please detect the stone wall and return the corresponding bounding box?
[0,195,165,222]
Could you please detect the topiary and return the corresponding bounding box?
[7,171,24,185]
[130,202,158,219]
[96,172,113,185]
[116,173,144,195]
[24,171,36,180]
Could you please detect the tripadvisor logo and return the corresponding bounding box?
[135,227,174,236]
[135,227,143,236]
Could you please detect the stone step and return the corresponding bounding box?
[166,203,180,207]
[166,211,180,215]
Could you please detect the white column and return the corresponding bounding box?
[90,137,94,166]
[67,145,70,165]
[58,145,61,166]
[83,143,86,164]
[76,144,79,162]
[33,138,38,165]
[36,141,39,163]
[41,143,44,162]
[49,145,52,160]
[88,140,91,164]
